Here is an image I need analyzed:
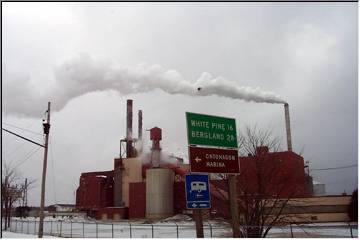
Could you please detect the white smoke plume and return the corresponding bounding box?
[3,54,286,117]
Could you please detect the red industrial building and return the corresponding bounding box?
[75,100,311,220]
[238,146,309,198]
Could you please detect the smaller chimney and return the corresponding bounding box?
[126,99,133,158]
[138,110,143,141]
[126,99,133,139]
[138,110,143,154]
[284,103,293,152]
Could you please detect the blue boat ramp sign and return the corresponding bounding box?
[185,174,211,209]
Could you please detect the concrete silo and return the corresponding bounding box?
[146,127,174,219]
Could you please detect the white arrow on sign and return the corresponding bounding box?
[194,157,202,163]
[192,203,197,207]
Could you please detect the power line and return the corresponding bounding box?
[13,146,42,169]
[4,142,37,164]
[311,164,357,171]
[49,136,57,204]
[2,122,38,146]
[3,140,28,157]
[2,122,42,136]
[2,128,45,148]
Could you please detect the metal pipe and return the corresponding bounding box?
[96,222,98,238]
[209,222,213,238]
[152,224,154,238]
[129,223,132,238]
[175,222,179,238]
[284,103,293,152]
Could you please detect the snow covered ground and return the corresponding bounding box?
[2,231,57,238]
[4,215,358,238]
[266,224,358,238]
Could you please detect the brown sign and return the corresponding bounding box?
[189,146,240,174]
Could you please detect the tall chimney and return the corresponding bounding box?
[138,110,143,154]
[138,110,143,141]
[126,99,133,158]
[284,103,293,152]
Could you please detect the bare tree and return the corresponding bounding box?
[1,162,35,230]
[2,163,19,230]
[236,125,306,237]
[210,125,307,237]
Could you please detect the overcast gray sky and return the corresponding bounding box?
[2,2,358,206]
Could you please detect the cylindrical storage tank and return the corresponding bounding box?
[146,168,174,219]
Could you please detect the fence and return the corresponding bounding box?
[5,218,358,238]
[7,219,229,238]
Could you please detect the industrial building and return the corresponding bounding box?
[75,100,316,220]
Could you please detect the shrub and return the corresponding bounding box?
[348,189,358,221]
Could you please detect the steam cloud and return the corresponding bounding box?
[3,54,286,117]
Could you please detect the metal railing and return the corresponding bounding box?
[7,219,228,238]
[6,218,358,238]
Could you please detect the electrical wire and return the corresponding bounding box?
[311,164,357,171]
[13,146,42,169]
[2,122,42,135]
[49,135,57,204]
[3,140,28,157]
[4,142,36,164]
[14,146,41,168]
[2,122,43,157]
[2,129,26,147]
[2,128,44,148]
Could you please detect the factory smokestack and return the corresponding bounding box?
[138,110,142,141]
[138,110,143,154]
[126,99,133,158]
[284,103,292,152]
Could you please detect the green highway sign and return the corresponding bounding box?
[186,112,238,148]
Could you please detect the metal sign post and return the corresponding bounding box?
[185,174,210,238]
[185,112,240,238]
[229,174,240,237]
[193,209,204,238]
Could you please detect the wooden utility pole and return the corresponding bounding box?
[228,174,240,237]
[22,178,28,207]
[193,209,204,238]
[25,178,28,206]
[38,102,51,238]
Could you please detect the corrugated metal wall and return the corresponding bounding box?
[129,182,146,219]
